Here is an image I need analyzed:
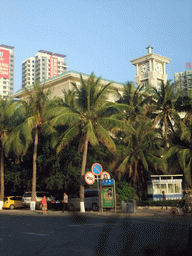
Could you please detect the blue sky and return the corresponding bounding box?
[1,0,192,92]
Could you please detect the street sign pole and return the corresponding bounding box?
[96,176,101,212]
[100,179,103,213]
[114,179,116,214]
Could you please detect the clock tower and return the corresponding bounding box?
[130,46,171,90]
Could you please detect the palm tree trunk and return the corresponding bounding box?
[31,128,38,210]
[0,145,4,208]
[80,136,89,213]
[164,115,168,147]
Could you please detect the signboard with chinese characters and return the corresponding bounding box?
[0,49,9,78]
[102,187,114,207]
[50,56,58,77]
[101,179,113,186]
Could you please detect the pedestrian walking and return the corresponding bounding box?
[62,192,68,213]
[42,195,47,215]
[161,191,167,210]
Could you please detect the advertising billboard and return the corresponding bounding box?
[102,187,114,207]
[50,56,58,77]
[0,49,9,78]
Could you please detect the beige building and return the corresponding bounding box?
[15,70,123,102]
[22,50,68,88]
[130,46,171,90]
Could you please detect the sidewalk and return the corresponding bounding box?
[0,207,181,220]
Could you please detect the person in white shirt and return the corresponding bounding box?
[62,192,68,213]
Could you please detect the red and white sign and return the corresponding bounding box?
[50,56,58,77]
[0,49,9,78]
[100,171,111,180]
[85,172,95,185]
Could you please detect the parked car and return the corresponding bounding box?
[50,195,63,211]
[68,189,100,211]
[22,191,54,210]
[3,196,24,210]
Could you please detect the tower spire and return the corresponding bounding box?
[146,26,153,54]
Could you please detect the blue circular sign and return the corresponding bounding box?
[91,163,103,176]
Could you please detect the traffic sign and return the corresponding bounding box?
[91,163,103,176]
[101,171,111,180]
[101,179,114,186]
[85,172,95,185]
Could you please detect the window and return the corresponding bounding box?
[3,91,6,94]
[174,183,181,193]
[161,184,167,193]
[3,82,6,84]
[168,184,174,193]
[154,184,161,194]
[32,61,34,63]
[3,86,6,89]
[10,87,13,90]
[32,65,34,67]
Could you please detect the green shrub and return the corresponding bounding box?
[116,181,136,204]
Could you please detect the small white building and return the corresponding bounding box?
[147,174,183,201]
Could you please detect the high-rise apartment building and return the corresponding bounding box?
[0,44,15,98]
[174,69,192,94]
[22,50,68,88]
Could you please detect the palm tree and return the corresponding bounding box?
[112,119,165,189]
[7,83,57,210]
[0,97,19,209]
[148,81,181,147]
[116,81,147,121]
[47,73,129,212]
[164,123,192,187]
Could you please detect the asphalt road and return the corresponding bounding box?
[0,212,192,256]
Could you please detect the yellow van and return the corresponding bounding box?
[3,196,24,210]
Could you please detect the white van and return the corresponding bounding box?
[68,189,99,211]
[22,191,54,210]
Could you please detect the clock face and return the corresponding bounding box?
[155,63,163,73]
[141,63,149,73]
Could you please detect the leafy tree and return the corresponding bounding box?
[164,123,192,187]
[0,97,19,204]
[116,81,147,121]
[148,81,181,147]
[47,73,127,212]
[111,119,165,190]
[6,83,57,209]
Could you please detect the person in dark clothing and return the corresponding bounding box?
[161,191,167,210]
[62,192,68,213]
